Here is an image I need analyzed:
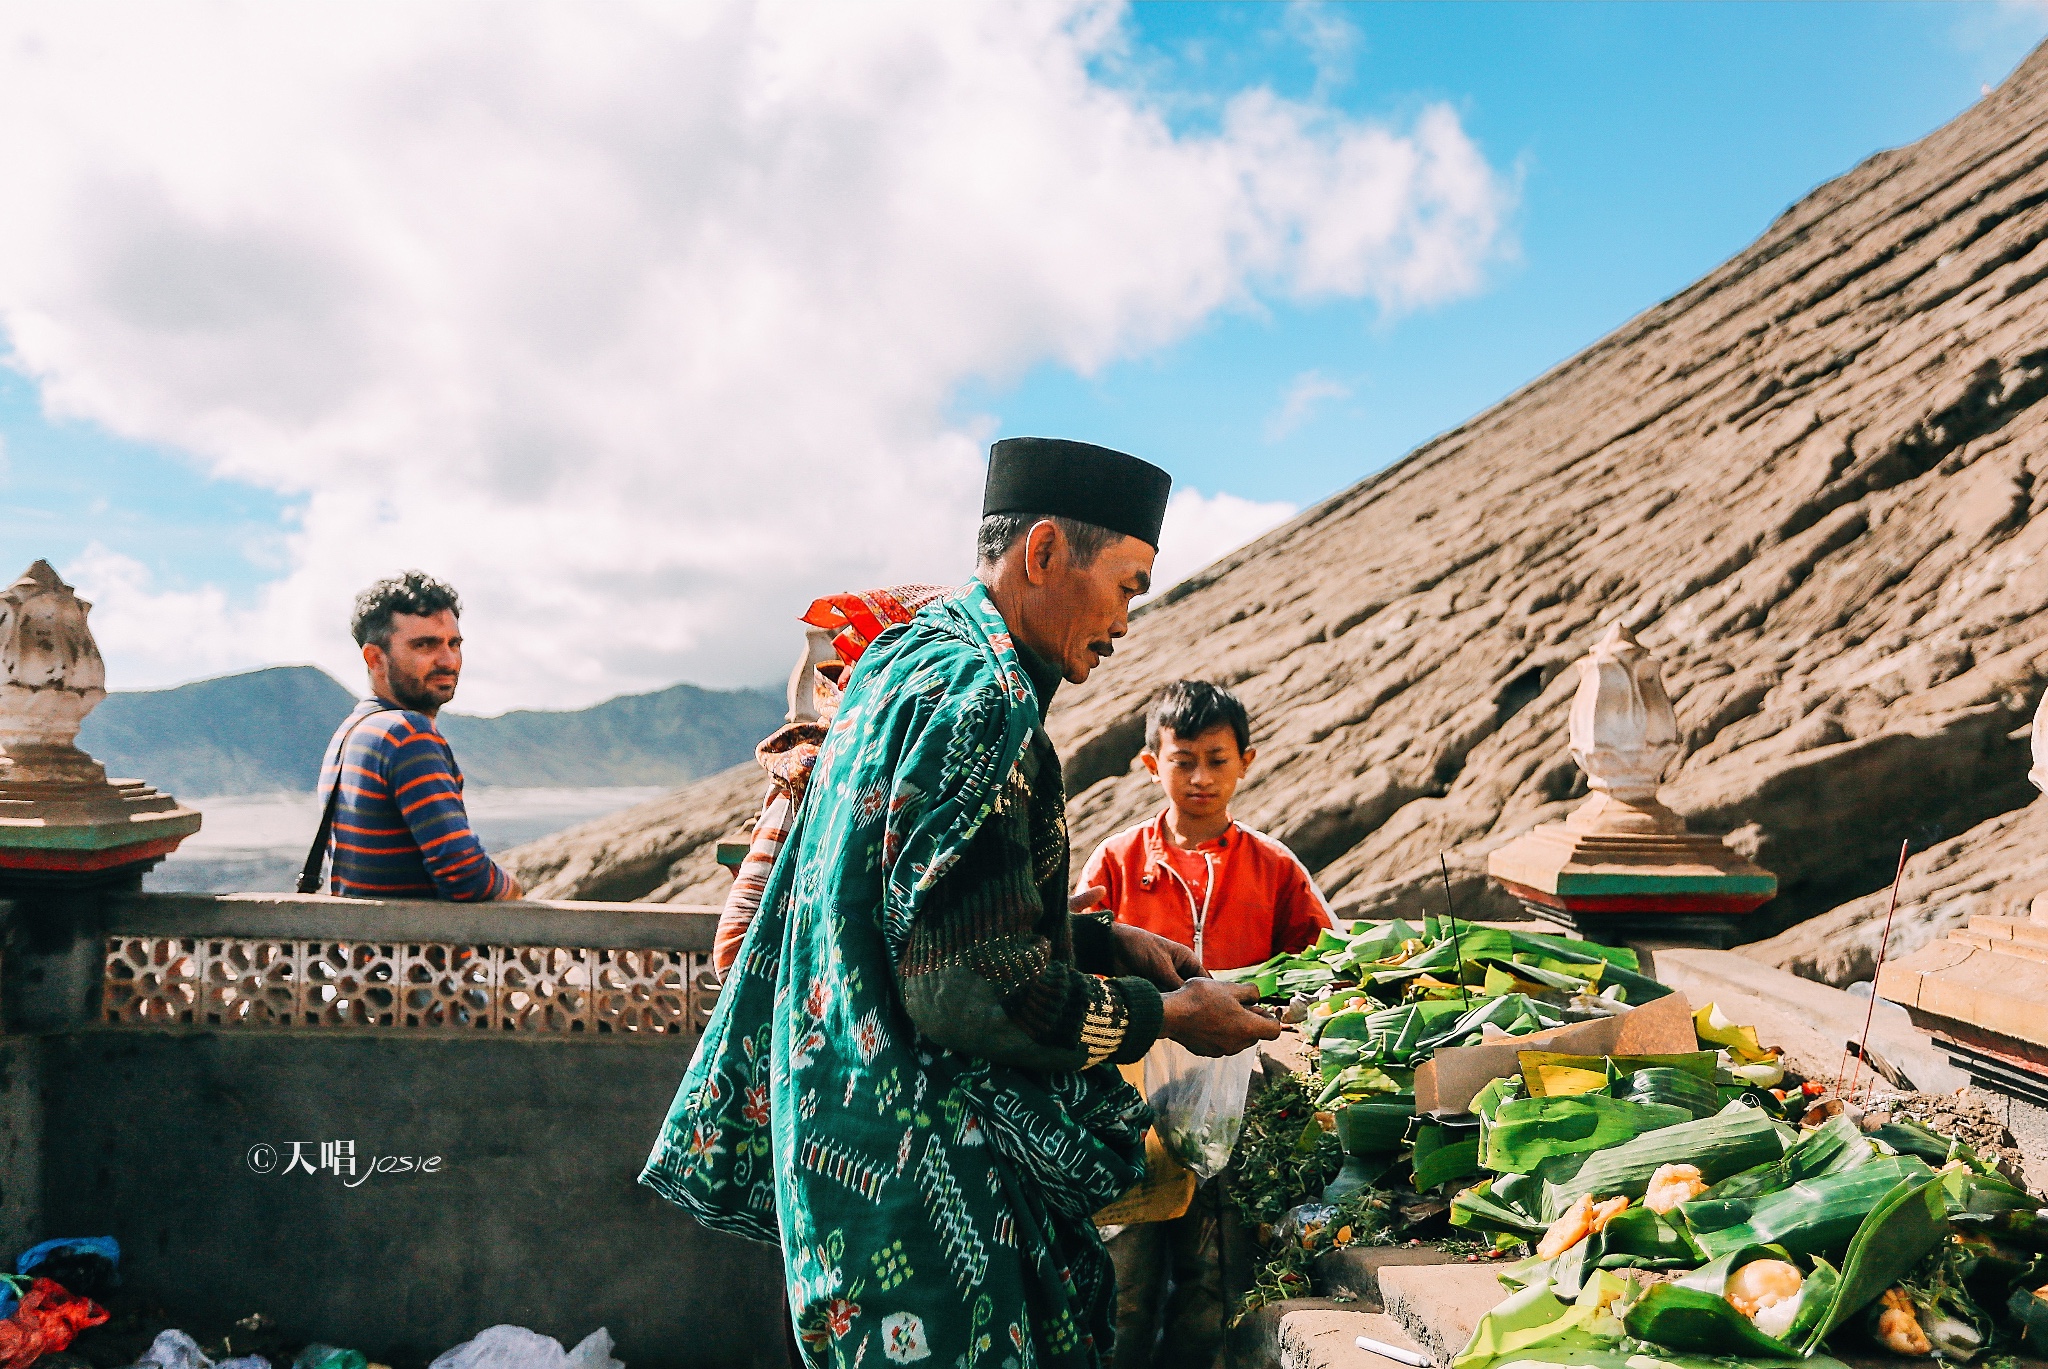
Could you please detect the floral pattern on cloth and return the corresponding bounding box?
[643,580,1148,1369]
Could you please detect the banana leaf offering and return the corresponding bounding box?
[1444,1042,2047,1368]
[1216,916,1669,1019]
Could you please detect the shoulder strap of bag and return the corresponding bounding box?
[297,706,391,895]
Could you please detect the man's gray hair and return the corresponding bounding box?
[975,513,1123,569]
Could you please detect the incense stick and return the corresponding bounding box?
[1838,838,1911,1104]
[1440,854,1465,1005]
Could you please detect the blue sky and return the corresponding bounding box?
[980,1,2048,508]
[2,2,2044,706]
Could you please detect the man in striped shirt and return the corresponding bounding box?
[315,571,521,901]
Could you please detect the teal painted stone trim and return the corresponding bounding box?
[0,808,202,851]
[1550,869,1777,896]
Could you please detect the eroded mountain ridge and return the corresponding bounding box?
[510,43,2048,981]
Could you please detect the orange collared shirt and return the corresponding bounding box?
[1079,810,1334,972]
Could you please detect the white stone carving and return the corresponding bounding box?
[0,560,111,783]
[1565,621,1684,834]
[2030,687,2048,795]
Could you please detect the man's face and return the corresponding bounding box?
[1142,724,1254,819]
[1023,523,1155,684]
[365,609,463,712]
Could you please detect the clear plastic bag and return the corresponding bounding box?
[428,1327,621,1369]
[1143,1037,1258,1181]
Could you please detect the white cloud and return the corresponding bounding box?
[1285,2,1364,99]
[66,544,244,684]
[1265,368,1353,442]
[1150,487,1298,594]
[0,0,1513,709]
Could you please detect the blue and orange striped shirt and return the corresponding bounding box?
[316,698,512,901]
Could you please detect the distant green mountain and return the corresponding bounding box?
[76,665,782,797]
[438,684,782,788]
[80,665,358,797]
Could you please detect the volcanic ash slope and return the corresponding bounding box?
[510,42,2048,976]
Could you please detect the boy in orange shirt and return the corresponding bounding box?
[1078,679,1333,1369]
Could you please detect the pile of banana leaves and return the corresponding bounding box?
[1445,1064,2047,1366]
[1219,915,1668,1011]
[1224,917,1680,1192]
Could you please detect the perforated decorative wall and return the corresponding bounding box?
[102,936,718,1036]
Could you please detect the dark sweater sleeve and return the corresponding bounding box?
[896,758,1161,1071]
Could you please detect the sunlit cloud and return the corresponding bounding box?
[0,0,1513,708]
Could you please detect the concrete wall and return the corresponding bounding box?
[42,1029,783,1368]
[1,887,786,1369]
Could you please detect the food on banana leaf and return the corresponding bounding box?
[1676,1154,1934,1261]
[1871,1287,1933,1355]
[1535,1192,1629,1259]
[1644,1163,1708,1214]
[1351,975,2048,1369]
[1725,1257,1803,1337]
[1546,1102,1791,1207]
[1251,920,2044,1367]
[1621,1245,1839,1358]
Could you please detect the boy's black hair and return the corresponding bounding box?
[1144,679,1251,755]
[351,570,461,648]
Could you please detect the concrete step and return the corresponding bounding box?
[1312,1244,1460,1303]
[1970,914,2048,946]
[1879,935,2048,1051]
[1376,1263,1502,1369]
[1277,1309,1428,1369]
[1954,927,2048,963]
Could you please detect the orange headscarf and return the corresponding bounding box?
[713,583,953,978]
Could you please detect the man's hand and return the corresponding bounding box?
[1107,922,1207,991]
[1069,885,1109,914]
[1161,978,1282,1057]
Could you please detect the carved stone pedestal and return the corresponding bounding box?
[1878,911,2048,1107]
[1487,825,1778,948]
[1485,622,1776,948]
[0,775,201,887]
[1875,696,2048,1106]
[0,561,199,891]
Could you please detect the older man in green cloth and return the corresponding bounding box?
[643,438,1280,1369]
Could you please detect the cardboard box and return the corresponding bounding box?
[1412,989,1696,1115]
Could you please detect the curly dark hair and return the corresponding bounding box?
[351,571,461,648]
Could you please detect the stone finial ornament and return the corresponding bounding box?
[0,560,110,782]
[1565,622,1685,835]
[2029,687,2048,795]
[0,559,199,882]
[1485,618,1776,947]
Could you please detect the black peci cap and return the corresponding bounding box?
[981,437,1173,550]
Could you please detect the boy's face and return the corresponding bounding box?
[1141,723,1255,820]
